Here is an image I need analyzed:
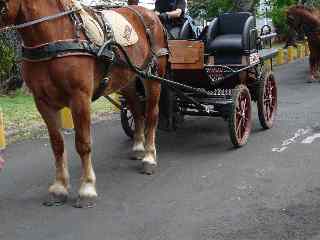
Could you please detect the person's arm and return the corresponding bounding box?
[166,9,183,19]
[163,0,186,19]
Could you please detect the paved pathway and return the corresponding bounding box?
[1,59,320,240]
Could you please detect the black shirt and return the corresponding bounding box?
[155,0,187,26]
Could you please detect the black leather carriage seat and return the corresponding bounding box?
[168,18,198,40]
[179,20,197,39]
[206,12,257,55]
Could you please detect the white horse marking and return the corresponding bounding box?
[49,182,68,195]
[79,182,98,198]
[133,142,145,152]
[142,153,157,165]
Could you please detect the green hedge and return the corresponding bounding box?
[0,32,21,93]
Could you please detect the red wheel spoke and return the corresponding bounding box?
[236,118,243,137]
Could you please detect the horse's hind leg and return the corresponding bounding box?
[70,92,97,208]
[122,82,146,160]
[309,54,318,82]
[35,100,69,206]
[142,79,161,175]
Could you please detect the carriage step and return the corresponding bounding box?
[177,97,233,106]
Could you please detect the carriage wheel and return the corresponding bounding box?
[120,105,135,139]
[228,85,252,147]
[257,72,277,129]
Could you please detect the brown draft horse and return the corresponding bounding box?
[0,0,167,207]
[287,5,320,82]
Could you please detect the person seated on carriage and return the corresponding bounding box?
[154,0,187,39]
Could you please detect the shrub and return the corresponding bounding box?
[270,0,298,37]
[0,31,22,93]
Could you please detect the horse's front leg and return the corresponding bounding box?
[70,92,97,208]
[35,100,69,206]
[142,80,161,175]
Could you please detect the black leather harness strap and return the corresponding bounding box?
[303,24,320,36]
[21,40,99,61]
[17,4,168,101]
[124,7,168,67]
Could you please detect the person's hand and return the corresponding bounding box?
[159,12,170,23]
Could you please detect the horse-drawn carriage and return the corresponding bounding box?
[0,0,279,205]
[119,12,278,147]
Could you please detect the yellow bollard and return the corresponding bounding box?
[60,107,74,129]
[301,44,305,58]
[111,93,121,112]
[0,108,6,150]
[276,48,284,65]
[297,44,303,58]
[305,41,310,56]
[287,46,294,62]
[264,59,272,70]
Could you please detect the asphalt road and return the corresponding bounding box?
[2,59,320,240]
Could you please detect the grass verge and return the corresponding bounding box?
[0,90,118,144]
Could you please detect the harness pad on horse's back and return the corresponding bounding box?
[79,8,139,47]
[102,11,139,46]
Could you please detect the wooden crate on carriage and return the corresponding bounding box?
[168,40,204,70]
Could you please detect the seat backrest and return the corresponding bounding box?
[206,18,218,44]
[218,12,252,35]
[179,21,196,39]
[206,12,256,53]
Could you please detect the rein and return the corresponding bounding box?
[0,7,81,32]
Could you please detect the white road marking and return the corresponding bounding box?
[272,147,288,153]
[272,128,311,153]
[301,133,320,144]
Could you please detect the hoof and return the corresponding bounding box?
[308,75,316,83]
[131,151,145,161]
[43,193,68,207]
[73,196,97,209]
[141,162,157,175]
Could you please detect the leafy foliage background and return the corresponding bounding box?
[0,31,21,93]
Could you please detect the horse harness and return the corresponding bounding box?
[303,24,320,37]
[0,2,168,101]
